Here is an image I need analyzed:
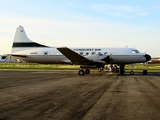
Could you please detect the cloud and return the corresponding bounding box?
[137,12,149,16]
[91,4,149,18]
[66,2,73,6]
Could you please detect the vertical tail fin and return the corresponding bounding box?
[13,25,32,43]
[12,25,48,53]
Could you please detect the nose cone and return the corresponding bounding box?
[144,54,151,61]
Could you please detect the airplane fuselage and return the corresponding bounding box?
[12,47,147,64]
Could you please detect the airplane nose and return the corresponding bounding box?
[144,54,151,61]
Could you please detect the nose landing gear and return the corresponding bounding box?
[130,64,134,75]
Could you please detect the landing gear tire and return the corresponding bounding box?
[130,71,134,75]
[78,70,85,76]
[85,69,90,74]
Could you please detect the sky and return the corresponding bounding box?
[0,0,160,57]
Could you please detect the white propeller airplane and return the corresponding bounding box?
[10,25,151,76]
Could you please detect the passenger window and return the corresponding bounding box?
[80,52,83,55]
[92,52,95,55]
[86,52,89,55]
[44,51,48,55]
[98,52,102,55]
[104,52,108,55]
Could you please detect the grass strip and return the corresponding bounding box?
[0,63,160,72]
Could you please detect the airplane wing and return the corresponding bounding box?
[57,47,92,64]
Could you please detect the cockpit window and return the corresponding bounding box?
[132,50,139,54]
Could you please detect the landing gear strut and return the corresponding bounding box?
[120,64,125,75]
[130,64,134,75]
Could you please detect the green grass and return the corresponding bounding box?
[0,63,160,72]
[125,64,160,72]
[0,63,79,72]
[0,63,79,69]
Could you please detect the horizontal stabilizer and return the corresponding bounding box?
[9,54,27,58]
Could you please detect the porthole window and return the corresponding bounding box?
[80,52,83,55]
[44,51,48,55]
[92,52,95,55]
[86,52,89,55]
[104,52,108,54]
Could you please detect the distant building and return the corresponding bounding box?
[151,57,160,63]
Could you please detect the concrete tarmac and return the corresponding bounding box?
[0,71,160,120]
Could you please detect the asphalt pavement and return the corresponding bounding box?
[0,71,160,120]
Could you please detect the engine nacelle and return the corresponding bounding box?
[85,54,110,64]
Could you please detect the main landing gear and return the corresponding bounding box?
[78,69,90,76]
[119,64,125,75]
[78,64,136,76]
